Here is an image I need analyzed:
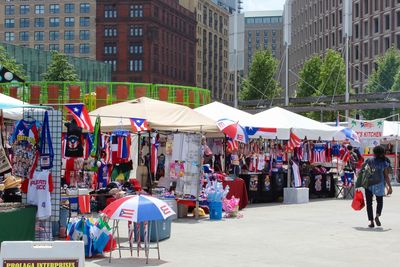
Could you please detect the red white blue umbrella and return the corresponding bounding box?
[335,127,360,143]
[103,195,175,223]
[217,118,249,143]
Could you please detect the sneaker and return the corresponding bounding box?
[375,216,381,227]
[368,221,375,228]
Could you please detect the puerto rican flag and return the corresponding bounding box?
[246,127,277,139]
[226,137,238,151]
[340,146,351,163]
[64,104,94,132]
[130,118,150,132]
[287,129,301,151]
[119,208,135,219]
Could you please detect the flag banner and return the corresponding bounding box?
[287,129,301,151]
[64,104,94,132]
[130,118,150,132]
[0,65,25,83]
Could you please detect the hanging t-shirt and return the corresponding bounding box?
[97,160,109,188]
[65,120,84,158]
[291,161,302,188]
[110,130,131,164]
[312,143,326,163]
[21,170,53,219]
[10,119,40,179]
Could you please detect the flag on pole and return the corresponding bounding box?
[287,128,301,151]
[335,112,340,127]
[64,104,94,132]
[130,118,150,132]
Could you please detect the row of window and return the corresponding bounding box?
[104,44,143,54]
[104,5,143,18]
[104,26,144,37]
[245,16,283,25]
[21,43,91,54]
[5,3,90,16]
[103,59,144,72]
[4,17,91,28]
[4,31,90,41]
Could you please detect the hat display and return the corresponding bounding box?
[3,176,21,190]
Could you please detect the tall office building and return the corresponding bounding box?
[96,0,196,84]
[0,1,96,59]
[286,0,400,94]
[244,11,284,75]
[180,0,234,101]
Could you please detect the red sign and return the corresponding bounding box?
[3,259,78,267]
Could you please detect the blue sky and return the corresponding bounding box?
[243,0,286,11]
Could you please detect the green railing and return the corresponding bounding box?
[0,81,211,111]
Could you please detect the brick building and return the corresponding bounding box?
[96,0,196,84]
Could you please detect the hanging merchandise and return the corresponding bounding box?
[151,132,160,175]
[110,129,131,164]
[64,119,84,158]
[312,143,326,163]
[291,161,302,188]
[21,170,54,219]
[0,144,11,174]
[10,118,40,179]
[96,151,110,188]
[91,116,102,160]
[39,111,54,169]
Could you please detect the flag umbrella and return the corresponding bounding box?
[334,127,360,143]
[103,195,175,223]
[216,118,249,143]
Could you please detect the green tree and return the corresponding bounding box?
[240,50,280,100]
[297,55,322,97]
[42,51,79,81]
[0,45,27,81]
[364,47,400,119]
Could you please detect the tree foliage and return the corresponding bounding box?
[240,50,281,100]
[42,51,79,81]
[364,47,400,119]
[297,49,345,121]
[0,45,27,81]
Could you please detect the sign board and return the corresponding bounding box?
[349,119,384,151]
[0,241,84,267]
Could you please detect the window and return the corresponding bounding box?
[364,64,369,78]
[364,42,368,57]
[397,11,400,27]
[332,32,335,46]
[374,39,379,54]
[79,17,90,27]
[34,44,44,50]
[20,5,29,15]
[64,31,74,40]
[105,5,117,18]
[35,18,44,28]
[50,4,60,14]
[79,44,90,54]
[105,27,118,37]
[80,3,90,13]
[364,21,368,36]
[364,0,369,14]
[5,5,15,15]
[129,60,143,72]
[49,44,59,51]
[35,5,44,14]
[355,45,359,60]
[385,0,390,7]
[374,17,379,33]
[104,44,117,54]
[129,44,143,54]
[34,31,44,41]
[64,4,74,13]
[20,18,29,28]
[385,14,390,30]
[339,10,342,24]
[130,5,143,18]
[355,24,359,38]
[355,67,359,81]
[49,18,60,27]
[79,30,90,40]
[129,25,143,37]
[5,32,14,42]
[104,60,117,71]
[65,17,75,27]
[355,3,359,17]
[64,44,74,54]
[374,0,379,10]
[384,36,390,50]
[332,13,335,27]
[49,31,59,41]
[397,34,400,50]
[19,32,29,41]
[5,19,15,28]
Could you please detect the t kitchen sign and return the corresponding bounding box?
[349,119,384,139]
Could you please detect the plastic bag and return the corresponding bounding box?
[351,189,365,211]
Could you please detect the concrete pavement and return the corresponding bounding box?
[87,187,400,267]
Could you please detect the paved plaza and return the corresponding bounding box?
[87,187,400,267]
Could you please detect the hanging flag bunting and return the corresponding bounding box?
[287,128,301,151]
[0,65,25,83]
[130,118,150,132]
[64,104,94,132]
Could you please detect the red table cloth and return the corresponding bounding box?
[223,178,248,209]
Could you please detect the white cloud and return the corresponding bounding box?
[243,0,286,11]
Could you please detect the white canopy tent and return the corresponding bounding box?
[242,107,340,140]
[0,93,34,120]
[382,121,400,139]
[194,101,253,124]
[89,97,219,133]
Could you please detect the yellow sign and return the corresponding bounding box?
[3,260,78,267]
